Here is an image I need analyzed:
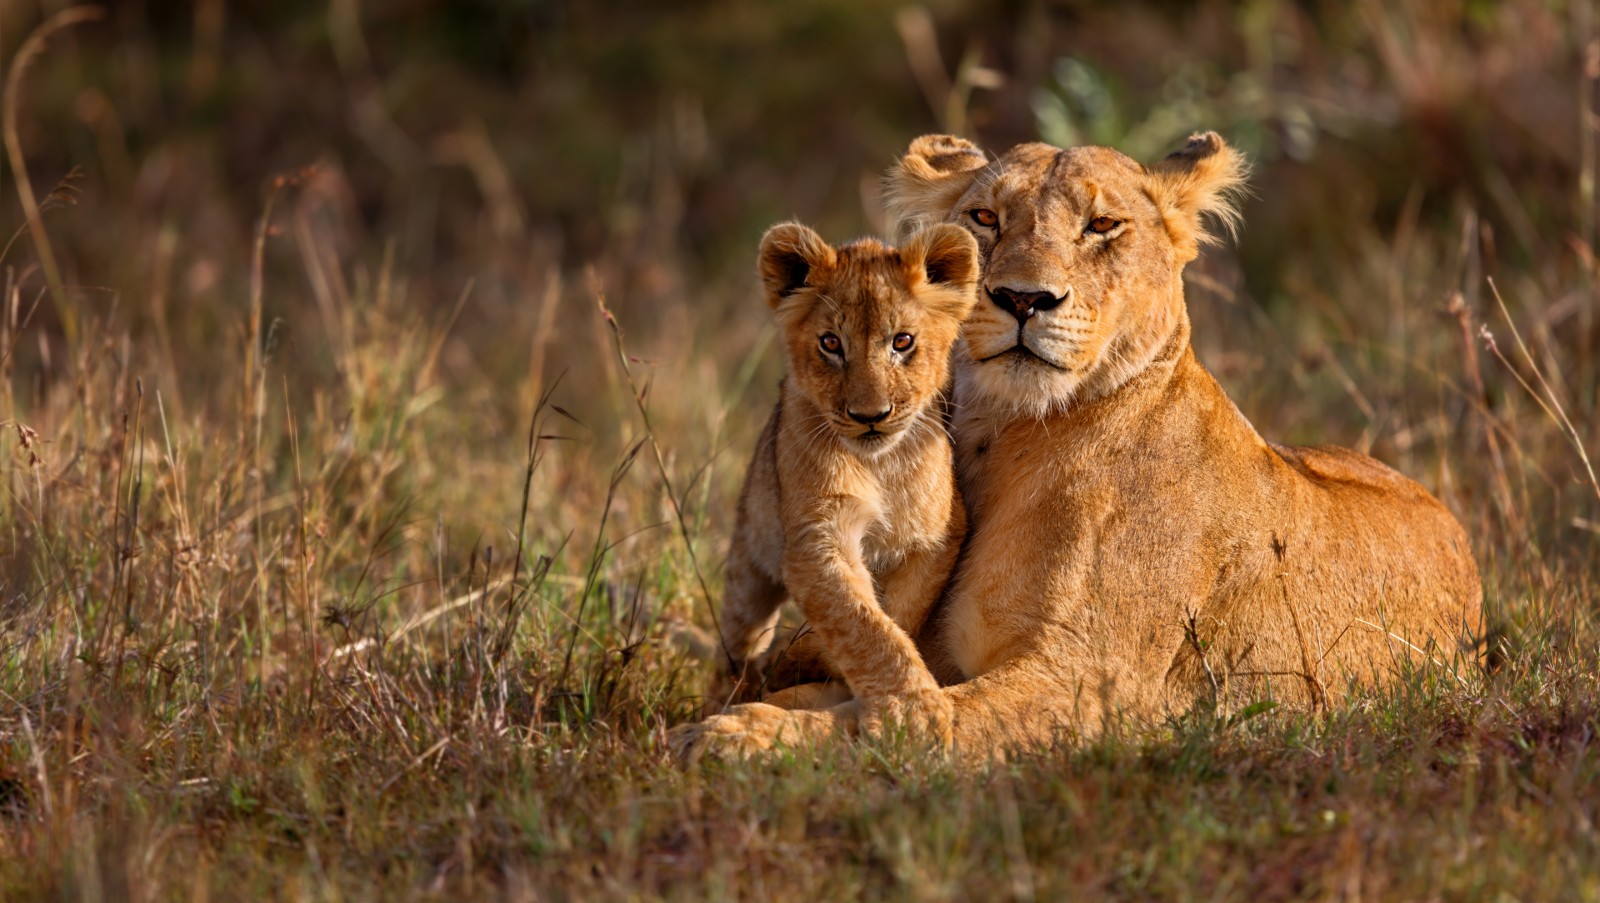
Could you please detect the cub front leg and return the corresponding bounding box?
[781,530,949,748]
[852,538,964,745]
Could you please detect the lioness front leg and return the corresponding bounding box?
[760,680,851,710]
[668,701,860,764]
[941,652,1112,761]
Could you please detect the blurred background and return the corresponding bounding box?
[4,7,1593,361]
[1,0,1596,659]
[2,4,1599,894]
[4,2,1592,364]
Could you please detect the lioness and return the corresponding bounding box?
[677,132,1482,761]
[681,222,979,755]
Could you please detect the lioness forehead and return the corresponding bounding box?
[988,144,1143,211]
[997,143,1141,177]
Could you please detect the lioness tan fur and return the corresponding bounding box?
[675,132,1482,762]
[681,222,979,754]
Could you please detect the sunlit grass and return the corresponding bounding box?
[1,2,1598,900]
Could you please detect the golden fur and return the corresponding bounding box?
[674,132,1483,763]
[673,222,979,759]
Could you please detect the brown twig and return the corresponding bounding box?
[1483,278,1600,507]
[592,281,736,673]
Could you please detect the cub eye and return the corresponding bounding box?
[1086,215,1121,235]
[819,333,842,355]
[969,209,999,228]
[892,333,915,353]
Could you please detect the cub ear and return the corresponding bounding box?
[901,223,980,321]
[885,134,989,237]
[757,222,835,310]
[1143,131,1250,263]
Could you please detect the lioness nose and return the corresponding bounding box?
[989,287,1068,322]
[847,407,892,425]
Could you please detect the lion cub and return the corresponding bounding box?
[713,221,977,739]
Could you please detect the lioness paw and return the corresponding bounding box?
[667,703,796,766]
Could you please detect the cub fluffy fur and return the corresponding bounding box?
[677,132,1482,762]
[696,222,979,748]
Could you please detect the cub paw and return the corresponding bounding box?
[858,689,954,751]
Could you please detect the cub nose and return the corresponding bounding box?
[988,287,1069,323]
[847,407,893,425]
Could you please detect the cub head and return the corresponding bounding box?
[757,222,979,456]
[886,131,1248,416]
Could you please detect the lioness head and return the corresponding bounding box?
[887,132,1247,416]
[757,222,979,456]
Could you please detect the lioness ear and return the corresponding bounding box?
[1144,131,1250,263]
[757,222,835,310]
[901,223,980,321]
[885,134,990,237]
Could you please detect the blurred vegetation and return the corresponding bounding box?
[9,2,1596,278]
[0,0,1597,898]
[3,0,1597,460]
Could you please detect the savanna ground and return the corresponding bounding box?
[0,2,1597,899]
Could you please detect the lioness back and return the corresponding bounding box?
[712,223,978,715]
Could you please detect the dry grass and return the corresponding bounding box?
[0,2,1598,900]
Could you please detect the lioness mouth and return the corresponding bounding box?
[978,344,1072,372]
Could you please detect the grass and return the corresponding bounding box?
[1,1,1599,900]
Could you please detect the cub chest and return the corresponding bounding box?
[857,466,950,577]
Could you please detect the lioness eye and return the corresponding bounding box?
[1087,215,1121,235]
[969,209,999,228]
[819,334,842,354]
[892,333,915,352]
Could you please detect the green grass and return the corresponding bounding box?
[2,1,1599,900]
